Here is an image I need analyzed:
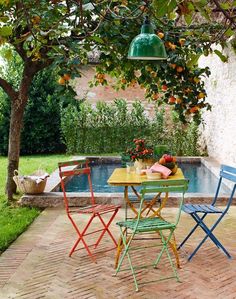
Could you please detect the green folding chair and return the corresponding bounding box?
[114,179,188,292]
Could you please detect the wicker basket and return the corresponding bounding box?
[13,170,48,194]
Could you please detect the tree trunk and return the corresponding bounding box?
[4,58,52,202]
[6,98,26,201]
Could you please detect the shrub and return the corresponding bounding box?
[60,104,79,154]
[60,99,205,156]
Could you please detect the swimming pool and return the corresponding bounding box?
[63,162,230,194]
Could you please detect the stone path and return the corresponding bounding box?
[1,207,236,299]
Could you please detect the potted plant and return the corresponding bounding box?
[125,138,154,169]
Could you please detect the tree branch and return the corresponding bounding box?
[211,0,236,27]
[0,77,18,99]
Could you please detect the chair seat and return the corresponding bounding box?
[117,217,175,232]
[69,204,120,214]
[183,204,223,214]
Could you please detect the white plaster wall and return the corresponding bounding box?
[199,44,236,167]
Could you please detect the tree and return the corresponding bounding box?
[0,0,230,202]
[0,1,95,200]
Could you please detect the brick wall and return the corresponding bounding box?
[74,65,157,117]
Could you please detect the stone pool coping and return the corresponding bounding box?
[20,156,234,208]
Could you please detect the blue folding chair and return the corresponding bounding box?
[178,164,236,261]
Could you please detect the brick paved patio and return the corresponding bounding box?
[1,207,236,299]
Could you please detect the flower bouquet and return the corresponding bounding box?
[126,139,153,161]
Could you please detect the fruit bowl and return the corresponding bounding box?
[159,154,178,175]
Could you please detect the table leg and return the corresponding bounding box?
[114,231,123,269]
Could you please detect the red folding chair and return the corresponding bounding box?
[58,159,121,262]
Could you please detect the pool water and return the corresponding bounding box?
[64,163,230,194]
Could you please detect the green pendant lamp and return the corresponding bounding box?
[128,16,167,60]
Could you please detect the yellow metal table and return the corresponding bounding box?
[108,167,185,268]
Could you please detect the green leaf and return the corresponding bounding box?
[184,14,193,26]
[225,28,235,37]
[214,49,228,62]
[220,2,231,10]
[114,19,120,26]
[187,2,195,11]
[89,36,104,44]
[0,26,12,37]
[169,12,177,20]
[186,53,202,68]
[154,0,177,18]
[198,0,208,5]
[194,3,210,21]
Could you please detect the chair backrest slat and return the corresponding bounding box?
[141,179,188,195]
[212,164,236,208]
[220,170,236,183]
[58,159,95,212]
[59,167,90,178]
[58,159,88,167]
[221,164,236,175]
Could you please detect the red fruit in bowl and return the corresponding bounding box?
[165,155,173,163]
[159,157,166,164]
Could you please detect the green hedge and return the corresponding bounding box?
[61,99,203,156]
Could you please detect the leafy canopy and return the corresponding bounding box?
[0,0,232,122]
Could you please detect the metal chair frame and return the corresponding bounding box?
[178,164,236,261]
[58,159,121,262]
[114,179,188,291]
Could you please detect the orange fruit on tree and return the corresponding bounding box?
[150,71,157,78]
[157,32,164,39]
[169,42,176,50]
[96,73,105,79]
[121,78,126,84]
[179,38,186,46]
[58,77,66,85]
[31,15,41,25]
[170,63,176,69]
[63,73,71,81]
[168,96,176,104]
[152,93,159,100]
[197,92,205,99]
[190,106,200,113]
[194,77,200,83]
[176,66,184,73]
[98,78,104,84]
[165,41,170,48]
[162,85,168,91]
[176,98,182,104]
[184,88,192,94]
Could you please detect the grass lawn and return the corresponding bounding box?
[0,154,71,254]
